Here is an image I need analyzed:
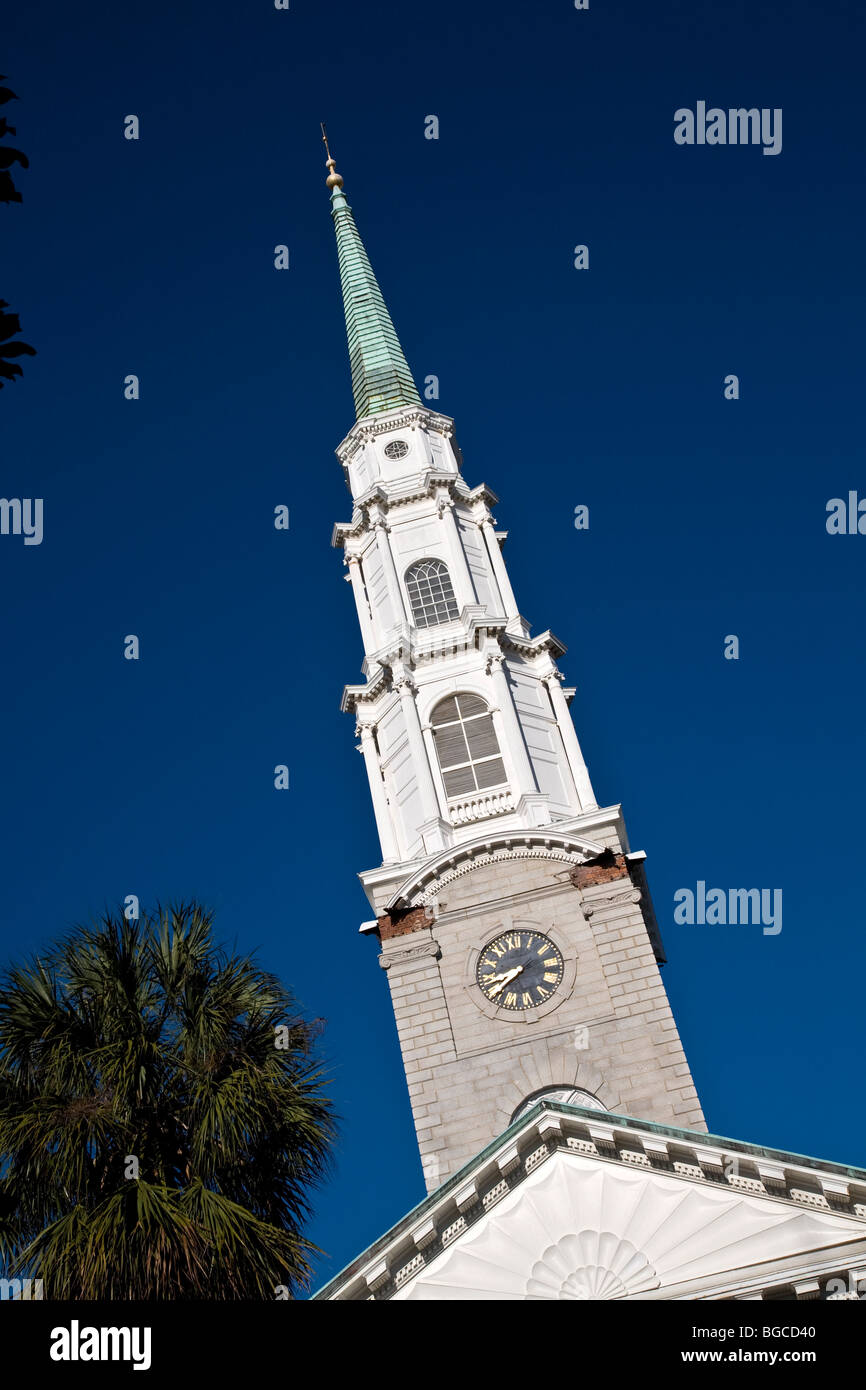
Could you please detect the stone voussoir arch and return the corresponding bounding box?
[391,831,610,910]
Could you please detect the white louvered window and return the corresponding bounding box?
[405,559,459,629]
[431,693,507,797]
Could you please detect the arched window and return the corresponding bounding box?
[405,558,459,629]
[431,693,507,798]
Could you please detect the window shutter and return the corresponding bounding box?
[455,693,486,719]
[432,722,470,769]
[443,765,477,797]
[430,693,509,799]
[431,695,460,727]
[464,713,500,761]
[474,757,507,790]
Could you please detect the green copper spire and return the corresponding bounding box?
[322,129,420,421]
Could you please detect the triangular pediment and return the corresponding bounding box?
[395,1153,866,1300]
[314,1104,866,1301]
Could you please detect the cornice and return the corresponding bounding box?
[340,613,502,710]
[341,667,389,713]
[340,617,572,711]
[332,474,481,548]
[335,405,456,464]
[466,482,499,507]
[501,627,567,661]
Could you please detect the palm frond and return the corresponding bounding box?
[0,903,335,1298]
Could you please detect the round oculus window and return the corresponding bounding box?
[383,439,409,460]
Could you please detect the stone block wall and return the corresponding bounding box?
[380,848,705,1189]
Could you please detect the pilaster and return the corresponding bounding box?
[356,721,400,864]
[542,667,598,812]
[436,491,477,611]
[478,514,519,622]
[345,553,378,653]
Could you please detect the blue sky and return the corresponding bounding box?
[2,0,864,1289]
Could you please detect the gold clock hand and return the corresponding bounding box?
[487,965,524,999]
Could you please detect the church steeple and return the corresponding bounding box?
[315,148,866,1311]
[322,129,420,421]
[327,148,704,1195]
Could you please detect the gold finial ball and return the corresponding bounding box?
[325,156,344,190]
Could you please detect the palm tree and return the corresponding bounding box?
[0,301,36,388]
[0,76,29,206]
[0,903,335,1299]
[0,77,36,388]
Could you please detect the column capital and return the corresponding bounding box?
[436,493,455,518]
[485,649,506,675]
[367,498,390,525]
[541,663,563,686]
[393,672,417,697]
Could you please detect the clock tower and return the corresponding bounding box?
[325,141,705,1192]
[317,141,866,1305]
